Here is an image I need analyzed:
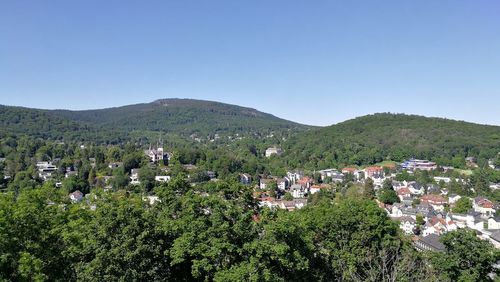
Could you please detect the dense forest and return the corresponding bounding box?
[281,113,500,170]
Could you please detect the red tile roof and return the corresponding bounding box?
[421,194,447,205]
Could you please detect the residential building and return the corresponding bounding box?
[415,234,445,252]
[155,175,171,182]
[69,190,84,203]
[401,159,437,171]
[240,173,252,185]
[265,147,283,158]
[473,197,496,218]
[420,194,447,211]
[130,168,140,185]
[363,166,384,179]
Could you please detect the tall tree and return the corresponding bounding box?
[430,229,500,282]
[363,178,375,199]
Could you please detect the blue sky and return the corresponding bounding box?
[1,1,500,126]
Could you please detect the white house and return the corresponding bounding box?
[155,175,171,182]
[473,197,496,218]
[398,216,416,235]
[291,184,306,198]
[433,177,451,184]
[286,171,303,184]
[277,178,290,190]
[488,217,500,230]
[130,169,140,185]
[143,195,161,205]
[448,194,462,205]
[265,147,283,158]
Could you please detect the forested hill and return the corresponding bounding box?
[0,99,310,142]
[48,99,308,136]
[282,113,500,169]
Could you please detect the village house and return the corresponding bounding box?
[420,194,447,211]
[65,169,78,178]
[286,171,303,185]
[473,197,497,218]
[297,176,313,189]
[397,216,417,235]
[397,187,412,202]
[143,195,161,205]
[36,161,58,181]
[265,147,283,158]
[318,169,344,182]
[206,171,217,179]
[415,234,445,252]
[448,194,462,205]
[276,178,290,190]
[427,184,441,194]
[422,215,457,236]
[259,178,275,190]
[240,173,252,185]
[408,182,424,195]
[488,217,500,229]
[155,175,171,182]
[363,166,384,179]
[465,156,478,168]
[342,167,363,180]
[108,162,123,169]
[449,211,484,230]
[310,184,329,194]
[257,197,277,209]
[69,190,84,203]
[433,176,451,184]
[130,168,140,185]
[291,184,306,198]
[276,199,308,211]
[401,159,437,171]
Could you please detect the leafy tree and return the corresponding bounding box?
[430,229,500,282]
[111,168,129,189]
[382,178,394,190]
[378,188,399,205]
[63,193,173,281]
[363,178,375,199]
[472,169,491,195]
[416,214,425,226]
[0,187,71,281]
[494,156,500,168]
[284,192,294,201]
[122,152,144,173]
[139,166,155,193]
[452,197,472,214]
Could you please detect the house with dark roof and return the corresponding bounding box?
[69,190,84,203]
[240,173,252,185]
[415,234,445,252]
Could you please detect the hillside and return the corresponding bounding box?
[0,99,309,142]
[282,113,500,169]
[48,99,308,137]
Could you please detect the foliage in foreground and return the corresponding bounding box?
[1,179,498,281]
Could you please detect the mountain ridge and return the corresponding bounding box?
[0,98,311,142]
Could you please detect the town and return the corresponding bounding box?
[20,141,500,255]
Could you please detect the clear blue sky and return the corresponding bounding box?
[1,1,500,126]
